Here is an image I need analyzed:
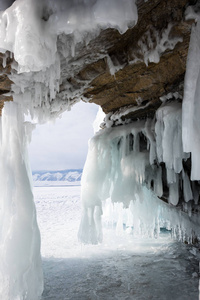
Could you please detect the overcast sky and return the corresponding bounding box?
[0,0,15,10]
[28,101,99,171]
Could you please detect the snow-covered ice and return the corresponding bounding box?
[34,186,199,300]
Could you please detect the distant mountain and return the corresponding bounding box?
[32,169,82,186]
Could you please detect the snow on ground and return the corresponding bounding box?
[34,186,199,300]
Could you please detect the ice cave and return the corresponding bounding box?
[0,0,200,299]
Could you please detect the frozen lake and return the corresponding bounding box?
[34,186,199,300]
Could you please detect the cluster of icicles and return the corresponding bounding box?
[79,102,200,245]
[78,6,200,246]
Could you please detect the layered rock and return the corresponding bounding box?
[84,0,192,121]
[0,52,13,114]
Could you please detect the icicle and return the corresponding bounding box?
[182,20,200,180]
[154,166,163,197]
[182,170,193,203]
[169,177,179,206]
[2,52,6,68]
[79,100,200,243]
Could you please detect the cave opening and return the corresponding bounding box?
[28,100,98,259]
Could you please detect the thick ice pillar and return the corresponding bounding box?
[0,102,43,300]
[182,20,200,180]
[78,138,103,244]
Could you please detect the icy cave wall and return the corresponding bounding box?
[78,0,200,244]
[0,1,199,234]
[0,0,199,236]
[79,101,200,245]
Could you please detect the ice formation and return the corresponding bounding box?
[0,0,137,123]
[0,0,139,299]
[0,0,200,298]
[78,101,200,244]
[0,0,137,71]
[0,102,43,300]
[78,4,200,246]
[182,17,200,180]
[138,24,183,66]
[129,23,183,65]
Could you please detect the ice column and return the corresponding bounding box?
[182,20,200,180]
[0,102,43,300]
[78,138,103,244]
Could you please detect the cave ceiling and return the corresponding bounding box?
[0,0,194,120]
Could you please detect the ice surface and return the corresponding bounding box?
[0,102,43,300]
[34,186,199,300]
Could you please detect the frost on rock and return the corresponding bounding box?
[79,102,200,244]
[0,102,43,300]
[130,23,183,66]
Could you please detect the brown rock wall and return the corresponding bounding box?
[83,0,192,119]
[0,52,13,115]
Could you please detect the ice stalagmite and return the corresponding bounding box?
[0,102,43,300]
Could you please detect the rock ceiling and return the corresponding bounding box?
[0,0,194,119]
